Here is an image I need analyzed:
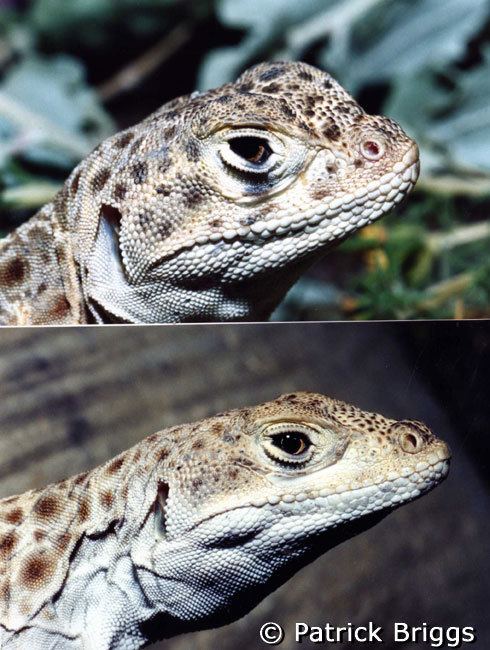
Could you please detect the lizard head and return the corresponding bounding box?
[84,62,419,322]
[136,392,449,633]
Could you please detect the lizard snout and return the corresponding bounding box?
[389,419,450,459]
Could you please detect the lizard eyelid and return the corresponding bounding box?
[217,128,283,176]
[261,423,317,467]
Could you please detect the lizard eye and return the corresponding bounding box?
[262,423,315,466]
[218,129,281,176]
[271,432,310,455]
[228,136,272,165]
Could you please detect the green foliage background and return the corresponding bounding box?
[0,0,489,319]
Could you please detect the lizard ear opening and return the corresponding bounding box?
[154,480,169,539]
[100,204,122,234]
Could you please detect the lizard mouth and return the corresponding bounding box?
[147,145,419,278]
[194,443,450,531]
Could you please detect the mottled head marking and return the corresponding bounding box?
[77,61,418,323]
[0,391,449,646]
[0,60,419,326]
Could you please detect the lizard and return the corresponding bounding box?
[0,391,450,649]
[0,61,419,325]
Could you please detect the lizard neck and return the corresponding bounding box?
[0,204,84,325]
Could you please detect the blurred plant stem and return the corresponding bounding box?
[418,174,490,197]
[286,0,383,55]
[417,272,474,313]
[97,23,193,102]
[427,221,490,253]
[1,181,60,210]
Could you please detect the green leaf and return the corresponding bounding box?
[28,0,183,45]
[431,49,490,172]
[337,0,489,91]
[198,0,329,89]
[0,55,114,168]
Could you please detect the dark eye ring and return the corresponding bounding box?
[229,136,272,165]
[271,431,311,456]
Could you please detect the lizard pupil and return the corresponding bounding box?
[229,137,272,164]
[272,432,310,455]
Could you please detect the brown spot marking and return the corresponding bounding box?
[216,94,232,104]
[156,184,172,197]
[107,457,125,475]
[122,484,129,500]
[184,139,200,162]
[211,422,224,436]
[78,498,90,523]
[164,125,176,140]
[238,82,253,93]
[48,295,71,320]
[0,580,10,602]
[114,131,134,149]
[71,169,82,195]
[298,70,314,82]
[280,103,295,119]
[210,218,222,229]
[73,471,88,485]
[0,532,17,558]
[100,491,113,509]
[228,468,238,480]
[259,66,284,82]
[34,495,60,521]
[163,108,179,120]
[56,533,72,551]
[131,161,148,185]
[324,124,341,141]
[2,496,19,505]
[191,439,205,451]
[139,211,153,229]
[158,217,175,239]
[0,258,27,286]
[92,167,111,192]
[33,530,46,543]
[262,83,281,93]
[55,187,70,214]
[155,448,168,462]
[184,189,203,208]
[20,554,56,590]
[354,158,364,168]
[113,183,127,202]
[147,434,159,443]
[5,508,23,525]
[312,187,329,201]
[133,449,142,462]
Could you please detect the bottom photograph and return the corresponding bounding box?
[0,322,488,650]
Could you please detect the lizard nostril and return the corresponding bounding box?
[399,431,424,454]
[360,138,384,161]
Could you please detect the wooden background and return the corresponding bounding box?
[0,323,488,649]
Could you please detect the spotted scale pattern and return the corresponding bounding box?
[0,61,419,324]
[0,392,449,648]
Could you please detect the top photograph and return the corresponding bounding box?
[0,0,489,325]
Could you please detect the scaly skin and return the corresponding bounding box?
[0,392,449,649]
[0,61,419,325]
